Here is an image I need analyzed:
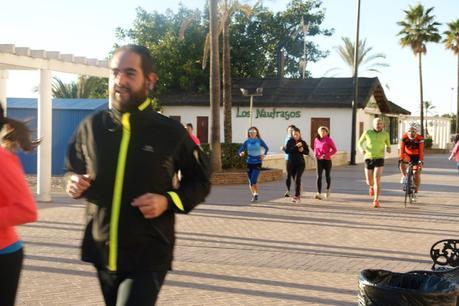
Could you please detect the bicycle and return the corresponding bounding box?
[403,162,417,207]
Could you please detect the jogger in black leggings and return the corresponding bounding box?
[285,127,309,203]
[0,104,38,306]
[313,126,337,200]
[316,159,332,194]
[0,248,24,306]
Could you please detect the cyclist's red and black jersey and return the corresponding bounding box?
[399,133,424,161]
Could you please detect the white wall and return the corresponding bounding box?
[162,104,400,163]
[399,116,451,149]
[162,105,353,153]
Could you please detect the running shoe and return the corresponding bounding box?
[369,187,375,197]
[373,200,380,208]
[314,193,322,200]
[284,191,290,197]
[254,194,258,201]
[325,190,330,199]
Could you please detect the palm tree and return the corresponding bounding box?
[221,1,255,143]
[444,19,459,133]
[423,100,436,135]
[333,37,389,75]
[47,76,108,98]
[397,4,441,137]
[179,1,253,145]
[209,0,222,171]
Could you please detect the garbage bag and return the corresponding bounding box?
[358,269,459,306]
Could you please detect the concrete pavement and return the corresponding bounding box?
[16,154,459,305]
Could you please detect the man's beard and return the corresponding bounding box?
[110,84,148,113]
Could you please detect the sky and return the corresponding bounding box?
[2,0,458,115]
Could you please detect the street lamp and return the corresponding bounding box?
[349,0,361,165]
[240,87,263,127]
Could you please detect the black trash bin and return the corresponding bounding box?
[358,269,459,306]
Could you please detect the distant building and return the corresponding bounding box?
[159,77,410,162]
[6,98,107,174]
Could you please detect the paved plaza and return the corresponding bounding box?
[16,154,458,305]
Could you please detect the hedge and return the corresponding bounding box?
[424,137,433,149]
[200,143,245,169]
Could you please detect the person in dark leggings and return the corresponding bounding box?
[238,127,269,202]
[313,126,337,200]
[281,125,296,197]
[285,127,309,203]
[96,269,167,306]
[0,105,38,306]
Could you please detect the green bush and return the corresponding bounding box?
[424,137,433,149]
[201,143,245,169]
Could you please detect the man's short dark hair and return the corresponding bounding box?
[186,123,193,129]
[114,44,155,77]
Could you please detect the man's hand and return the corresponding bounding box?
[239,152,245,157]
[132,193,168,219]
[260,154,265,160]
[386,147,392,154]
[66,174,91,198]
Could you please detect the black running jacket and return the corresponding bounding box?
[65,101,211,272]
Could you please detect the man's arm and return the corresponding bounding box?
[357,131,367,154]
[166,134,211,214]
[385,132,392,154]
[64,121,92,199]
[399,139,406,160]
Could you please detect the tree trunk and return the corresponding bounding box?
[222,0,232,143]
[456,53,459,133]
[209,0,222,171]
[418,53,424,137]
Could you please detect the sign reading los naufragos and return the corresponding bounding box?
[236,107,301,120]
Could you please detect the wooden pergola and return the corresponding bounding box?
[0,44,109,202]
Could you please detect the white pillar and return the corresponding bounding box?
[37,69,52,202]
[0,70,8,114]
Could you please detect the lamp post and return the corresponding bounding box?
[349,0,361,165]
[240,87,263,127]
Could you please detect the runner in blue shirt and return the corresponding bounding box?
[239,127,269,202]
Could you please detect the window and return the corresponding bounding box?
[381,116,398,144]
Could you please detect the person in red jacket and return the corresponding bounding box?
[399,123,424,194]
[0,104,38,306]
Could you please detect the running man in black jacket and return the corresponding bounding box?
[65,45,211,306]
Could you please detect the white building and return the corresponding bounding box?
[399,116,451,149]
[160,77,410,163]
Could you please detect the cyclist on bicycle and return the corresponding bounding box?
[399,123,424,193]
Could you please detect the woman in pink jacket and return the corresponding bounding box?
[448,134,459,175]
[0,105,38,306]
[313,126,337,200]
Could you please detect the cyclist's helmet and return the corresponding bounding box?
[406,122,419,139]
[408,122,419,132]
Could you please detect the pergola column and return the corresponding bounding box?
[37,69,52,202]
[0,70,8,114]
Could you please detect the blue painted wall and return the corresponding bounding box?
[6,98,108,175]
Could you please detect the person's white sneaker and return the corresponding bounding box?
[324,189,330,199]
